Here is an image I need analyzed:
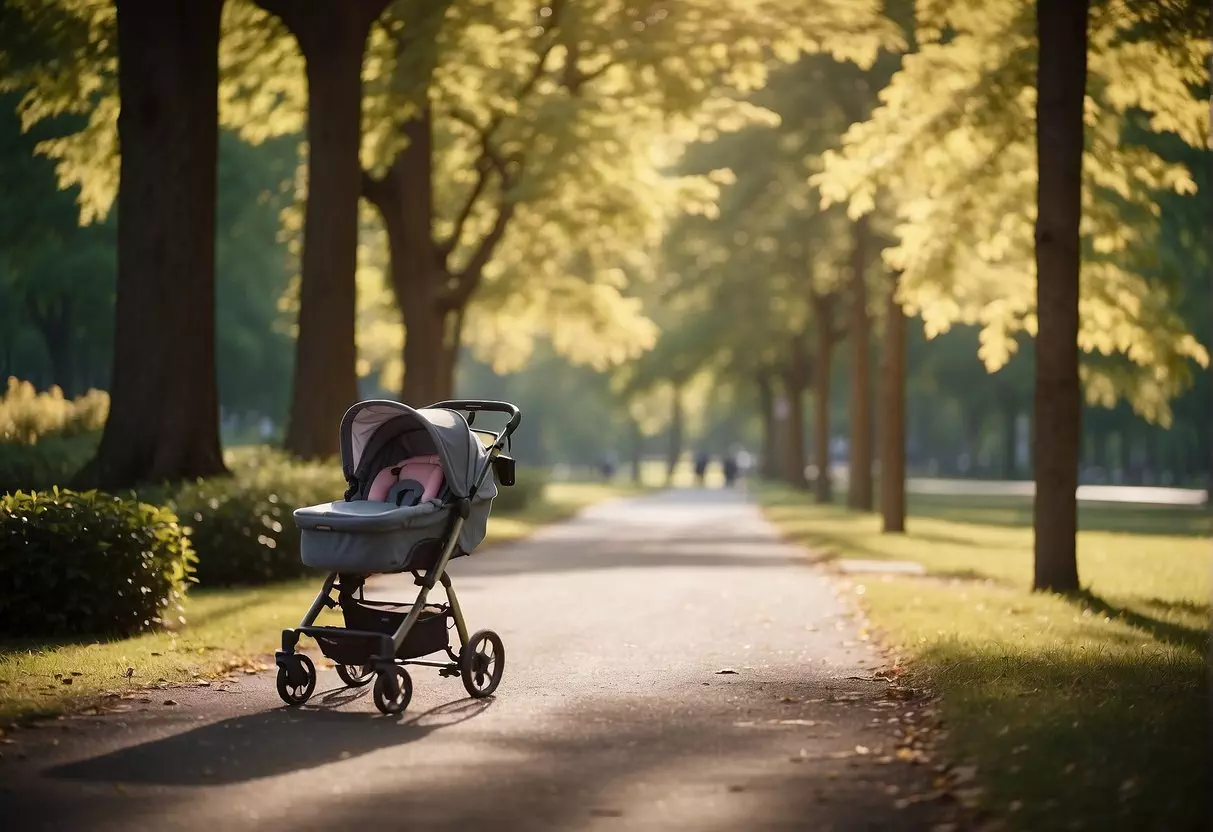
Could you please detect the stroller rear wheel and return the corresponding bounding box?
[336,663,374,688]
[460,629,505,699]
[276,654,316,707]
[373,666,413,715]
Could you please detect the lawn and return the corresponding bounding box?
[0,481,640,723]
[760,486,1211,831]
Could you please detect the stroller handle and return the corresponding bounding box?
[429,399,522,436]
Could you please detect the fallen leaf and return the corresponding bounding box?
[70,671,83,677]
[950,764,978,784]
[163,699,178,706]
[716,668,738,675]
[60,677,73,685]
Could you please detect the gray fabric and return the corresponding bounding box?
[314,399,500,562]
[299,525,448,575]
[294,499,444,534]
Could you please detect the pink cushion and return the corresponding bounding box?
[366,454,444,503]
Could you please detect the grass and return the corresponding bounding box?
[759,485,1211,831]
[0,481,640,723]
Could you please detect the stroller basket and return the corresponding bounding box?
[312,600,451,665]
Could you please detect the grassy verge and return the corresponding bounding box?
[759,486,1211,831]
[0,481,639,723]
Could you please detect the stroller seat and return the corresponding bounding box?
[367,454,444,506]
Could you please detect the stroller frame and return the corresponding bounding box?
[274,399,521,714]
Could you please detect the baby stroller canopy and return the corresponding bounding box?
[341,401,485,500]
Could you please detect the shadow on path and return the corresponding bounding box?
[48,695,492,786]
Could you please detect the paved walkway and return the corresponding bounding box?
[0,490,948,831]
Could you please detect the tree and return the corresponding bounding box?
[77,0,227,487]
[815,0,1210,586]
[1032,0,1090,591]
[846,213,874,510]
[880,269,907,532]
[253,0,389,457]
[0,90,116,395]
[354,0,901,406]
[810,289,843,502]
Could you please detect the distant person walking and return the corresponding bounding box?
[722,453,739,488]
[599,450,618,482]
[693,450,711,486]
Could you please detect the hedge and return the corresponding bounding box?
[0,489,195,638]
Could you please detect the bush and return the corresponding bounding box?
[491,467,547,514]
[0,433,99,495]
[0,378,109,444]
[0,489,195,638]
[150,448,346,587]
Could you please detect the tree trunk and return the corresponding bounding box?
[77,0,226,489]
[880,273,907,533]
[783,337,810,489]
[811,293,836,504]
[630,418,643,485]
[30,300,75,398]
[364,106,470,407]
[756,371,779,480]
[666,386,684,485]
[259,0,387,458]
[783,374,809,489]
[1002,403,1019,479]
[1032,0,1088,593]
[847,215,874,510]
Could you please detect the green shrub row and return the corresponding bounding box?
[0,489,194,638]
[0,446,551,637]
[146,447,346,587]
[0,432,99,495]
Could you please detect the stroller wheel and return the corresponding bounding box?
[276,654,316,707]
[336,663,374,688]
[460,629,505,699]
[373,667,413,715]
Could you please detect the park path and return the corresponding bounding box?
[0,489,950,831]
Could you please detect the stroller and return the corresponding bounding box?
[274,399,521,715]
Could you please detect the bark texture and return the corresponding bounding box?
[811,291,839,504]
[847,215,874,511]
[79,0,226,488]
[258,0,389,458]
[879,273,907,533]
[1032,0,1088,592]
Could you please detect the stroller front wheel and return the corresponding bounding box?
[336,663,374,688]
[460,629,505,699]
[276,654,316,707]
[373,666,413,715]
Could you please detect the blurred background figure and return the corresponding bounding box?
[598,449,618,482]
[722,450,739,488]
[693,448,711,486]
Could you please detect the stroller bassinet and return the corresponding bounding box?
[293,402,499,574]
[274,399,520,715]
